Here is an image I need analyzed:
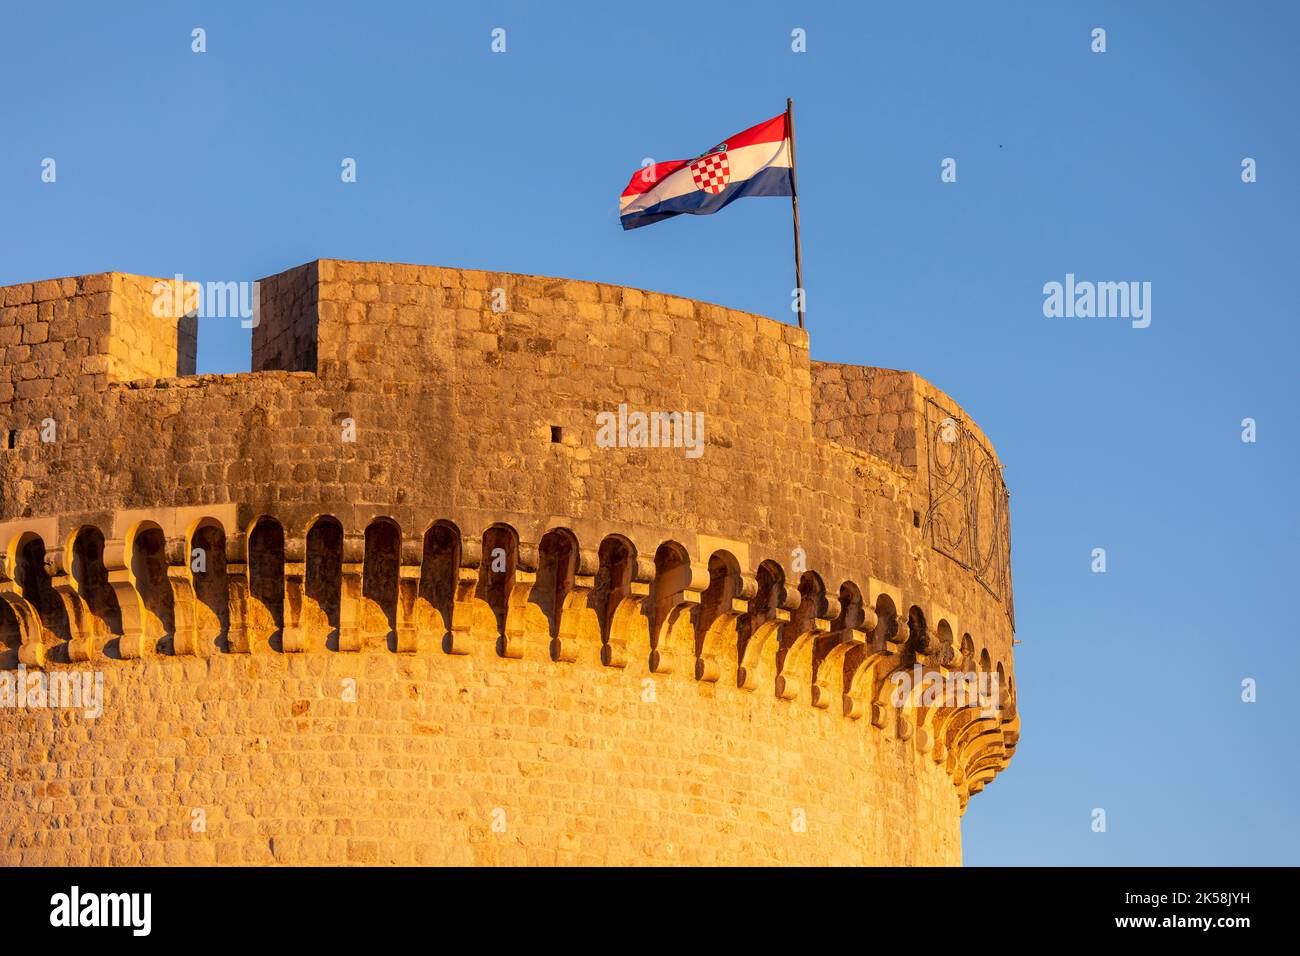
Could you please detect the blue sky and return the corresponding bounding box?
[3,1,1297,865]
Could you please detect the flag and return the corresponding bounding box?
[619,112,794,231]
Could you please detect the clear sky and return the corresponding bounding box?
[3,1,1297,865]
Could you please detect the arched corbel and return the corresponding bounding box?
[167,532,200,656]
[601,552,653,669]
[0,544,45,667]
[951,711,1005,785]
[926,671,996,762]
[394,536,427,653]
[1002,713,1021,754]
[695,567,754,683]
[940,706,982,778]
[902,666,952,754]
[929,639,978,766]
[811,599,876,710]
[921,676,978,764]
[102,534,147,659]
[224,530,251,653]
[444,536,498,655]
[738,587,794,692]
[774,578,833,702]
[648,559,707,675]
[46,542,95,663]
[844,621,906,721]
[867,611,920,731]
[501,542,548,659]
[281,533,309,652]
[964,723,1015,793]
[908,619,959,753]
[967,743,1009,784]
[939,653,1005,777]
[553,547,600,664]
[336,532,365,652]
[172,519,230,657]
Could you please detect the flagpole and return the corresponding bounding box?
[786,98,805,330]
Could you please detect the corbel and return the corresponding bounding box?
[336,532,365,652]
[167,533,201,656]
[648,560,708,675]
[601,553,654,668]
[553,547,600,663]
[811,600,877,710]
[738,583,797,692]
[501,542,548,659]
[281,534,309,652]
[102,536,147,659]
[393,536,426,653]
[0,549,45,667]
[774,589,834,702]
[695,572,755,683]
[225,531,252,653]
[444,536,497,655]
[46,544,96,663]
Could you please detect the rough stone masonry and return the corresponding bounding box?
[0,260,1017,865]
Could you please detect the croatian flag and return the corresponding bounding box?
[619,112,794,231]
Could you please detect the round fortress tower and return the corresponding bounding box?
[0,260,1017,866]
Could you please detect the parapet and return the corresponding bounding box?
[0,273,195,404]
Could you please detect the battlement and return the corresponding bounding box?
[0,273,195,405]
[0,261,1017,866]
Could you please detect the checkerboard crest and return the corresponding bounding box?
[689,151,731,195]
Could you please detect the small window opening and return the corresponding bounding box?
[550,426,563,443]
[912,510,921,528]
[6,430,16,450]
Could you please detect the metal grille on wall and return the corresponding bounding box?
[922,399,1015,629]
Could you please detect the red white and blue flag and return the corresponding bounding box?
[619,112,794,231]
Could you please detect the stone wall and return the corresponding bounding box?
[811,363,920,468]
[0,652,963,866]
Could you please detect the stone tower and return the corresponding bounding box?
[0,261,1018,865]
